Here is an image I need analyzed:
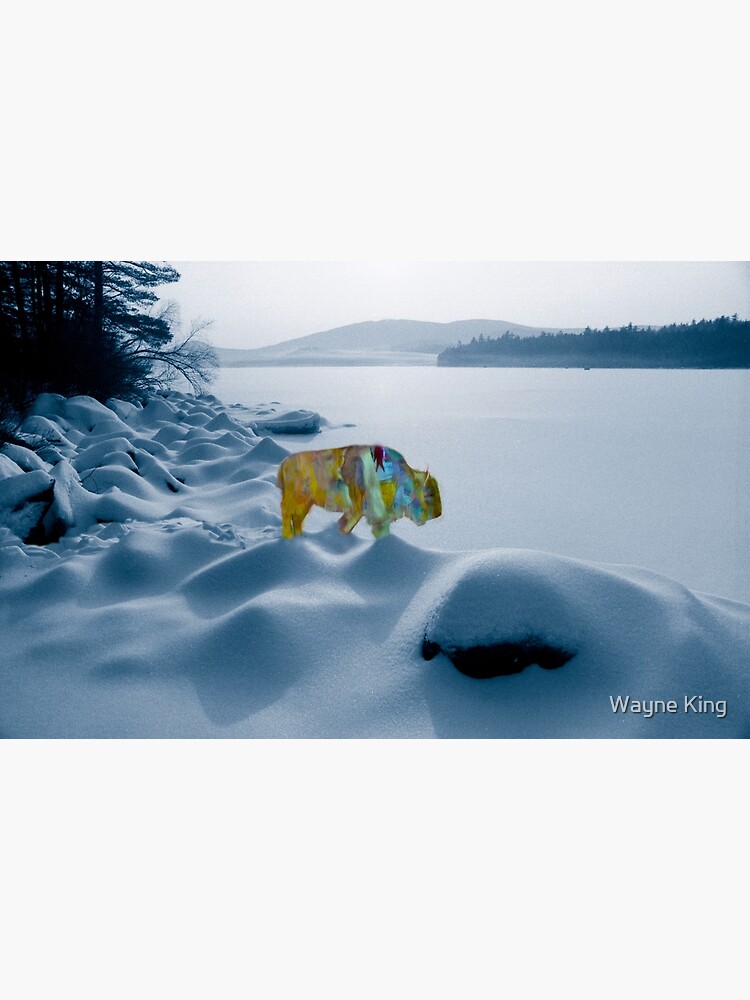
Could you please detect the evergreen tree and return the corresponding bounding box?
[0,261,216,443]
[436,316,750,368]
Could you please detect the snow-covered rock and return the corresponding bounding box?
[228,400,322,435]
[1,443,49,473]
[0,454,25,480]
[405,548,750,736]
[249,409,321,434]
[0,469,55,542]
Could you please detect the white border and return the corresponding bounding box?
[2,3,748,995]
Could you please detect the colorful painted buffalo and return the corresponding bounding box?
[277,445,441,539]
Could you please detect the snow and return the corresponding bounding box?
[0,468,52,506]
[1,442,49,473]
[250,408,321,434]
[0,468,55,540]
[1,388,748,738]
[226,400,323,434]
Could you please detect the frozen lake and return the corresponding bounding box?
[214,367,750,603]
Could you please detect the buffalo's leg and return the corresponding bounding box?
[281,494,313,538]
[281,498,295,539]
[291,497,313,535]
[338,511,362,534]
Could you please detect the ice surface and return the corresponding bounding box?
[1,386,748,738]
[215,366,750,604]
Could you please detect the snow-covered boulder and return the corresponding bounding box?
[0,469,55,543]
[402,548,750,736]
[106,397,142,420]
[43,458,100,537]
[20,414,74,449]
[249,409,321,434]
[1,443,50,473]
[0,454,24,480]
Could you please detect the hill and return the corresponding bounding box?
[215,318,582,366]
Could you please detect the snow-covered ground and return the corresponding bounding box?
[1,388,748,738]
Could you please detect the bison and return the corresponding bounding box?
[277,445,441,539]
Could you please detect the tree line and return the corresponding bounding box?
[0,261,215,443]
[436,315,750,368]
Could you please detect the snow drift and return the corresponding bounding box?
[1,390,748,738]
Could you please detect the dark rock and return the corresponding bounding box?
[422,637,574,679]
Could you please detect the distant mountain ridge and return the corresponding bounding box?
[216,318,584,367]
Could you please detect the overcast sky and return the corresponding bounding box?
[161,262,750,350]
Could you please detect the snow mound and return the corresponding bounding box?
[393,549,750,737]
